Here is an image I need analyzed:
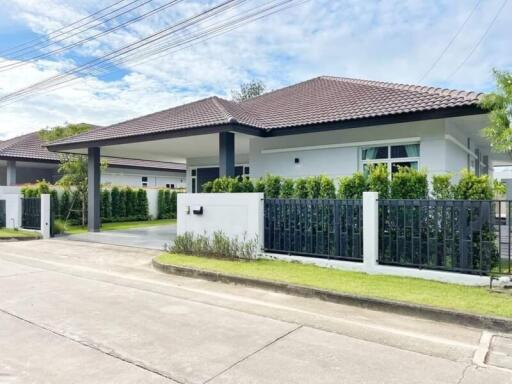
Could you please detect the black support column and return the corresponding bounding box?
[219,132,235,177]
[88,147,101,232]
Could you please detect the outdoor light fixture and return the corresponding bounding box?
[192,206,203,215]
[294,157,300,164]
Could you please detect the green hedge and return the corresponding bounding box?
[200,169,505,200]
[157,189,178,219]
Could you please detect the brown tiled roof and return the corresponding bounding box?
[46,76,484,148]
[0,131,185,172]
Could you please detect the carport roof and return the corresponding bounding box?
[46,76,485,150]
[0,131,186,172]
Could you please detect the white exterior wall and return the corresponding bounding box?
[102,167,186,189]
[177,193,264,247]
[249,119,448,179]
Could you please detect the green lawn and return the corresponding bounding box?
[65,219,176,234]
[0,228,41,239]
[156,253,512,319]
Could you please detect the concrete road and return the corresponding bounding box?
[64,224,176,250]
[0,239,511,384]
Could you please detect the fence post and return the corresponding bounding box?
[40,194,51,239]
[363,192,379,272]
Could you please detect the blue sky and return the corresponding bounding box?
[0,0,510,140]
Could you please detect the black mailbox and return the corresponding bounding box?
[192,206,203,215]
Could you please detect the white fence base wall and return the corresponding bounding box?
[0,193,22,229]
[177,191,492,286]
[177,193,264,247]
[40,194,51,239]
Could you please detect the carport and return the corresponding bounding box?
[46,97,263,232]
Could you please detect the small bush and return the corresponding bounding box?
[431,174,453,200]
[53,219,66,235]
[254,178,265,193]
[280,178,295,198]
[390,167,428,199]
[453,170,494,200]
[202,181,213,193]
[262,174,282,198]
[337,172,366,199]
[100,189,112,219]
[367,164,389,198]
[305,176,322,198]
[293,178,309,198]
[319,175,336,199]
[171,231,259,260]
[241,177,254,192]
[60,190,71,220]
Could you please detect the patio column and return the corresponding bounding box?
[88,147,101,232]
[219,132,235,177]
[6,160,16,186]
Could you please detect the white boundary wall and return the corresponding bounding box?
[177,192,490,286]
[0,193,22,229]
[177,193,264,246]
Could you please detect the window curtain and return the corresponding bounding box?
[404,144,419,157]
[363,147,378,160]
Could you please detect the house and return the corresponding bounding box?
[45,76,508,231]
[0,131,186,188]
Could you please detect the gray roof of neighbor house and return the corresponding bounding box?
[46,76,485,150]
[0,131,186,172]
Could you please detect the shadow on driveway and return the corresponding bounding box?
[63,224,176,251]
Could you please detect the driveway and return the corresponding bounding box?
[64,224,176,250]
[0,239,511,384]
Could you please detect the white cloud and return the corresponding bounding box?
[0,0,511,140]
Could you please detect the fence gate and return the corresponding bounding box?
[0,200,5,228]
[264,198,363,261]
[22,197,41,230]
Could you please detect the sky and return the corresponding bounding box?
[0,0,510,140]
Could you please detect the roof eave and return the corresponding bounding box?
[46,123,265,152]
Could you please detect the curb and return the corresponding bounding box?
[152,258,512,332]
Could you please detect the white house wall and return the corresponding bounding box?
[249,119,447,179]
[102,167,186,189]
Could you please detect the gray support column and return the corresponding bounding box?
[88,147,101,232]
[219,132,235,177]
[6,160,16,186]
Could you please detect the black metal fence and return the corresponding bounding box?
[264,198,363,261]
[379,199,511,275]
[0,200,5,228]
[22,197,41,230]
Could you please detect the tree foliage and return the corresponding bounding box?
[231,80,266,102]
[480,69,512,159]
[38,123,92,142]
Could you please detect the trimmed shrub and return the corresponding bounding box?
[337,172,366,199]
[453,170,494,200]
[100,190,111,219]
[157,189,165,219]
[367,164,390,198]
[202,181,213,193]
[319,175,336,198]
[431,174,453,200]
[118,189,127,218]
[254,178,265,193]
[390,167,428,199]
[50,189,60,219]
[280,178,295,198]
[21,180,51,197]
[306,176,322,198]
[241,177,254,192]
[137,189,149,219]
[293,178,309,198]
[111,187,121,218]
[170,191,177,219]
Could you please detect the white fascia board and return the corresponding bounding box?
[261,137,421,154]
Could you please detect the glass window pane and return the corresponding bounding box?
[391,161,418,173]
[362,146,388,160]
[391,144,419,158]
[191,169,197,176]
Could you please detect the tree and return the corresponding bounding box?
[480,69,512,160]
[231,80,266,102]
[39,122,92,142]
[57,155,107,226]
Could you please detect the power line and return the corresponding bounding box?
[448,0,508,80]
[0,0,147,59]
[418,0,481,83]
[0,0,306,106]
[0,0,182,72]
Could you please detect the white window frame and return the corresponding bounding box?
[360,142,420,176]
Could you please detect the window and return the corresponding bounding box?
[361,143,420,176]
[166,183,170,188]
[170,184,175,189]
[141,176,148,187]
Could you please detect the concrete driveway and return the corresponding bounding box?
[0,239,511,384]
[64,224,176,250]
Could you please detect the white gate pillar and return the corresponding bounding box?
[363,192,379,271]
[40,194,51,239]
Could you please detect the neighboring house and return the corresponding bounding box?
[47,76,510,198]
[0,131,186,188]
